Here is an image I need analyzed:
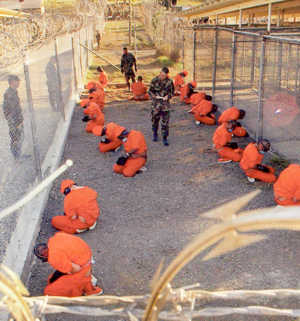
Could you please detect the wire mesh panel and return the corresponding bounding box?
[233,33,261,137]
[262,39,300,160]
[27,41,62,164]
[182,29,194,82]
[194,28,215,90]
[56,34,74,114]
[214,29,233,108]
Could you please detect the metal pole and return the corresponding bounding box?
[54,38,65,121]
[23,60,42,181]
[129,0,132,46]
[134,6,137,56]
[239,9,242,28]
[182,32,185,70]
[296,45,300,90]
[277,41,282,89]
[212,28,218,98]
[193,30,196,80]
[257,38,266,141]
[71,36,78,92]
[250,38,257,85]
[78,31,84,84]
[267,3,272,33]
[230,32,236,106]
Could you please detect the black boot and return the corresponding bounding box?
[163,136,169,146]
[153,132,158,142]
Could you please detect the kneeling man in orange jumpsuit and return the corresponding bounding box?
[174,71,188,95]
[190,92,211,107]
[113,129,147,177]
[213,120,244,163]
[180,81,197,104]
[93,122,125,153]
[34,232,102,297]
[240,139,276,183]
[218,107,248,137]
[97,66,108,88]
[274,164,300,206]
[189,98,217,126]
[82,102,105,133]
[52,180,100,234]
[131,76,150,101]
[88,87,105,111]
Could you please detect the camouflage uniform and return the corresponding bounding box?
[121,52,137,83]
[148,76,174,138]
[3,87,24,159]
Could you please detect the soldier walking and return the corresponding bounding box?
[148,67,174,146]
[120,47,137,91]
[3,75,24,160]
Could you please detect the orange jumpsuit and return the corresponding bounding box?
[52,187,100,234]
[98,122,126,153]
[174,73,185,95]
[98,72,108,88]
[191,99,216,125]
[84,103,105,133]
[240,143,276,183]
[274,164,300,206]
[190,92,206,106]
[44,232,98,297]
[131,81,150,101]
[218,107,247,137]
[180,84,192,104]
[89,87,105,110]
[86,81,103,91]
[213,124,243,162]
[114,130,147,177]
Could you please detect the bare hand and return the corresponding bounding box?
[70,263,81,273]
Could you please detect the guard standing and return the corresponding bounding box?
[148,67,174,146]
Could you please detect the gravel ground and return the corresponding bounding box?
[28,95,300,321]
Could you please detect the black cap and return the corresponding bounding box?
[161,67,169,74]
[8,75,20,82]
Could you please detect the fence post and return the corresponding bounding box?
[23,58,42,181]
[256,37,266,141]
[276,41,282,89]
[230,32,237,106]
[193,30,196,80]
[182,32,185,70]
[71,36,78,93]
[212,28,218,99]
[54,38,65,121]
[250,38,257,85]
[296,45,300,90]
[78,31,84,84]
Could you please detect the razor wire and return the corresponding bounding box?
[0,0,107,69]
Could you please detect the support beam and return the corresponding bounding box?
[239,9,242,28]
[267,3,272,32]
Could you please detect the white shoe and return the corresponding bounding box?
[89,221,97,230]
[91,275,98,287]
[76,221,97,233]
[195,121,201,126]
[218,158,232,164]
[247,177,255,183]
[140,166,147,172]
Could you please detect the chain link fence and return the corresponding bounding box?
[141,8,300,160]
[0,4,105,263]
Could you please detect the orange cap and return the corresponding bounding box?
[92,125,104,136]
[183,70,188,76]
[80,99,89,108]
[60,179,75,194]
[191,81,197,88]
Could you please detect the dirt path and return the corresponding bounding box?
[28,13,300,321]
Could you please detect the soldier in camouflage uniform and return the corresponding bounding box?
[148,67,174,146]
[3,75,24,160]
[121,47,137,91]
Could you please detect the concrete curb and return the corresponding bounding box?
[2,96,76,284]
